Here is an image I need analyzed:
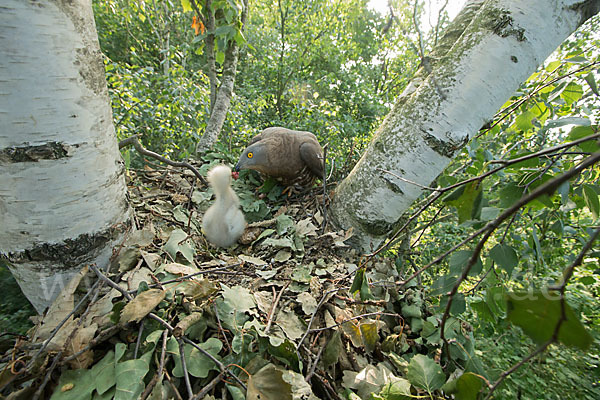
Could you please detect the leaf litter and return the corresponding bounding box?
[1,162,483,400]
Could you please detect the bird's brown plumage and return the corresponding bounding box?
[234,127,324,186]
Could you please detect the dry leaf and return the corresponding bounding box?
[239,254,267,266]
[120,289,166,324]
[66,322,98,369]
[33,266,88,344]
[164,262,198,276]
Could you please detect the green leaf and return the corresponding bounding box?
[489,244,519,275]
[171,338,222,378]
[449,250,482,277]
[545,116,591,129]
[350,268,373,300]
[582,184,600,219]
[442,372,484,400]
[430,274,459,296]
[216,51,225,64]
[499,182,524,208]
[441,293,466,316]
[163,228,195,264]
[276,214,295,235]
[115,359,149,400]
[443,182,483,223]
[568,125,599,153]
[180,0,193,12]
[545,60,561,72]
[407,354,446,393]
[50,369,95,400]
[378,377,412,400]
[401,304,421,318]
[91,351,115,395]
[322,330,342,368]
[264,337,301,372]
[514,110,535,131]
[585,72,599,96]
[471,300,496,323]
[560,82,583,105]
[506,291,593,350]
[221,284,256,313]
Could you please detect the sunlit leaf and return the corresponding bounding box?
[585,72,599,96]
[514,110,535,131]
[180,0,192,12]
[560,82,583,105]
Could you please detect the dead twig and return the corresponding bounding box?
[264,281,290,334]
[119,134,207,185]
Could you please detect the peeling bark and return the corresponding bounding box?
[330,0,600,251]
[0,0,131,312]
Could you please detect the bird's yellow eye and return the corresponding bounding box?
[247,152,253,159]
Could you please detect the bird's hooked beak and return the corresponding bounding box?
[234,162,241,172]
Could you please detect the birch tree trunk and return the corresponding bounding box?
[0,0,131,313]
[330,0,600,251]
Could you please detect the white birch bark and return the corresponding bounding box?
[0,0,131,312]
[330,0,600,251]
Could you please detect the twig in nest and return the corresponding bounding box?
[33,270,107,400]
[305,343,325,382]
[27,277,101,371]
[191,372,224,400]
[140,329,169,400]
[134,320,145,359]
[61,325,121,365]
[181,337,247,391]
[297,288,340,349]
[119,134,207,185]
[214,302,231,353]
[264,281,290,334]
[177,338,193,399]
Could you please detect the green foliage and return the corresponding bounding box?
[0,263,35,335]
[406,13,600,400]
[104,62,210,162]
[506,291,593,350]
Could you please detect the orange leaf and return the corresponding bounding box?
[192,16,200,35]
[191,16,205,35]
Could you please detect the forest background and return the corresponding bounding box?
[1,0,599,399]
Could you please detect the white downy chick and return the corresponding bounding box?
[202,165,246,247]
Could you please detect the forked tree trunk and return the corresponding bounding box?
[331,0,600,251]
[0,0,131,313]
[196,0,249,153]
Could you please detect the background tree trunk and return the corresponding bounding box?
[196,0,249,153]
[0,0,131,313]
[330,0,600,251]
